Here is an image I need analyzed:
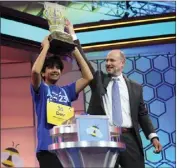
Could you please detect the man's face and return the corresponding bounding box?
[106,51,125,76]
[42,65,61,84]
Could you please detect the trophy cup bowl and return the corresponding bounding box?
[43,2,76,54]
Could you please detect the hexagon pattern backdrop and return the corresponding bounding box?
[84,52,175,168]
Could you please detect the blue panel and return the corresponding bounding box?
[165,145,176,162]
[164,69,175,85]
[86,44,176,60]
[143,86,154,102]
[145,163,154,168]
[158,163,174,168]
[158,97,175,133]
[171,56,175,68]
[1,17,175,44]
[149,100,165,116]
[1,18,50,42]
[172,131,176,144]
[146,70,162,86]
[123,59,133,74]
[153,56,169,71]
[136,57,151,72]
[128,72,144,85]
[77,22,175,44]
[157,84,173,101]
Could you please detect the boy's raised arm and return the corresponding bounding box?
[31,36,49,90]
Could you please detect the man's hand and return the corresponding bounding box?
[65,19,76,36]
[41,36,50,50]
[152,138,162,154]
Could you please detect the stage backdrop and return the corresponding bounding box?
[1,43,175,168]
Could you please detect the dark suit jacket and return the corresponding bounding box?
[75,40,156,154]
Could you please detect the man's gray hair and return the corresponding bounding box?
[120,50,126,62]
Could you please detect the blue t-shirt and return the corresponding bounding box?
[30,81,78,153]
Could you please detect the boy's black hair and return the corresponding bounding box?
[41,55,64,73]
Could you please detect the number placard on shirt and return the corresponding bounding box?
[47,101,74,126]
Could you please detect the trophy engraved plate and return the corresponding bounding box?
[43,2,76,54]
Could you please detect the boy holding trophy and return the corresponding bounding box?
[30,2,93,168]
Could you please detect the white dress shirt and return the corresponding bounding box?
[102,73,157,140]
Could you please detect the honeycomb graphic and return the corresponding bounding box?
[84,53,176,168]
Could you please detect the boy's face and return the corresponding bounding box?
[42,65,61,84]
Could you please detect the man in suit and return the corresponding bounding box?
[67,21,162,168]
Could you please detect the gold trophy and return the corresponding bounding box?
[43,2,75,54]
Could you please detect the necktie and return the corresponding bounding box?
[112,78,123,126]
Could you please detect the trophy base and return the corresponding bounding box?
[48,31,76,55]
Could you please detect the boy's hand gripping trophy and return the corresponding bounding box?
[43,2,76,54]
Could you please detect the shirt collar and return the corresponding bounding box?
[112,73,123,81]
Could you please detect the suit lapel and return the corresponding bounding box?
[98,73,111,115]
[102,74,111,95]
[123,75,134,117]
